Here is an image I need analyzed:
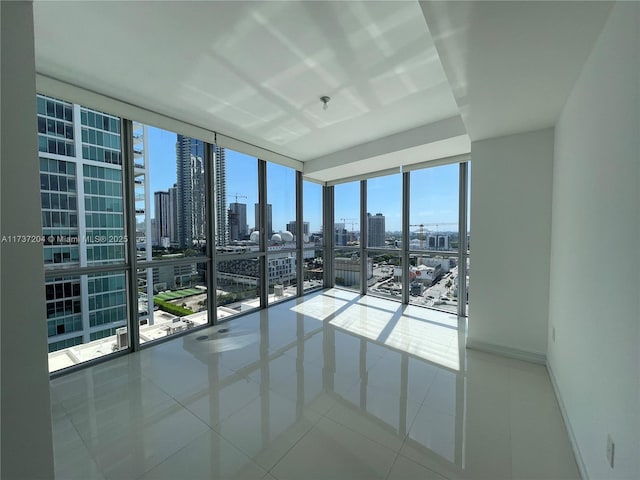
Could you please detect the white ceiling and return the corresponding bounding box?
[419,1,613,142]
[33,0,466,182]
[33,1,611,182]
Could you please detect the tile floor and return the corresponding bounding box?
[50,289,579,480]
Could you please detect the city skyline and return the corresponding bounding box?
[147,127,465,235]
[36,94,467,359]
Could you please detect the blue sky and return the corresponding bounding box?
[147,126,465,234]
[332,165,462,233]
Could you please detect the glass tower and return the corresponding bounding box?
[175,136,227,248]
[38,94,135,352]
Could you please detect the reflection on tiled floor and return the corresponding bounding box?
[50,288,578,480]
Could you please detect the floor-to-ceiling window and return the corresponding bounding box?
[215,151,261,319]
[302,180,323,292]
[365,173,402,300]
[39,92,313,373]
[39,92,469,375]
[408,164,461,314]
[333,181,362,291]
[328,161,470,317]
[266,162,298,304]
[130,124,210,345]
[40,95,131,371]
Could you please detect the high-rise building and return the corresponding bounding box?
[154,191,170,247]
[286,220,310,239]
[367,212,386,247]
[228,202,247,241]
[38,94,144,352]
[168,184,179,246]
[255,203,273,238]
[176,136,227,248]
[176,135,206,248]
[214,145,227,246]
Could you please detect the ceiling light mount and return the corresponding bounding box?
[320,95,331,110]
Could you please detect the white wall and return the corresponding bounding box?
[0,2,55,478]
[469,128,554,358]
[548,3,639,479]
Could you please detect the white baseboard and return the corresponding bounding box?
[466,340,546,365]
[546,362,588,480]
[466,341,587,479]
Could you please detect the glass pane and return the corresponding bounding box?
[216,257,262,319]
[267,252,297,304]
[37,94,75,158]
[409,164,459,252]
[267,162,296,247]
[334,249,363,291]
[83,163,125,265]
[38,94,129,372]
[334,182,360,292]
[407,252,458,313]
[139,127,209,259]
[367,174,401,248]
[138,262,208,345]
[367,250,402,300]
[334,182,360,247]
[223,151,258,249]
[47,272,129,373]
[303,180,323,291]
[303,248,324,291]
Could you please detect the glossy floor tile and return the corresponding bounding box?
[50,289,579,479]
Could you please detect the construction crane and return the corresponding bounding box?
[340,218,358,233]
[338,218,358,245]
[227,194,249,242]
[227,193,247,204]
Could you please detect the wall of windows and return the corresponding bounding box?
[40,94,312,373]
[330,163,469,317]
[39,93,469,375]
